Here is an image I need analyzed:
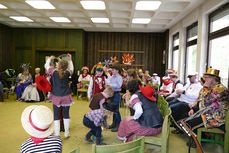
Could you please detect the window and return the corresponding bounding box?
[172,33,179,71]
[185,22,198,78]
[208,3,229,87]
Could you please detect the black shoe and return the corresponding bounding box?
[96,142,107,145]
[186,139,197,148]
[111,126,118,132]
[84,136,94,144]
[108,124,116,129]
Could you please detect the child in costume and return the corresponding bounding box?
[45,54,74,138]
[87,62,106,100]
[20,105,62,153]
[83,85,114,145]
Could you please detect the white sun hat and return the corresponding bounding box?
[21,105,54,138]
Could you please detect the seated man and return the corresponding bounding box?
[181,68,229,147]
[166,73,183,102]
[169,72,202,127]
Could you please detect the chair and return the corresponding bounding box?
[92,137,145,153]
[69,148,80,153]
[138,95,171,153]
[197,111,229,153]
[77,80,89,100]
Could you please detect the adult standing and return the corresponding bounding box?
[106,64,123,132]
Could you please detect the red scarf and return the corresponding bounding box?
[163,79,173,85]
[82,73,88,78]
[31,136,47,144]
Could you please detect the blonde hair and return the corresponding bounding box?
[103,85,114,98]
[58,60,68,79]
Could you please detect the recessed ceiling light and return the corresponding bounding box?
[25,0,55,9]
[136,1,161,11]
[80,1,105,10]
[10,16,33,22]
[0,4,7,9]
[91,18,109,23]
[49,17,71,23]
[132,18,151,24]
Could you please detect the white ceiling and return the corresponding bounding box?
[0,0,205,32]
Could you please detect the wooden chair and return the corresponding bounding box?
[138,95,171,153]
[92,137,145,153]
[77,80,89,100]
[197,111,229,153]
[69,148,80,153]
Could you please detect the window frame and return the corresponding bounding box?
[207,3,229,87]
[184,22,198,79]
[171,32,179,70]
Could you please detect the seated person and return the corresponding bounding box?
[144,70,152,84]
[83,85,114,145]
[77,66,91,89]
[166,73,183,102]
[20,105,62,153]
[169,72,202,131]
[180,68,229,147]
[16,64,33,100]
[118,79,163,142]
[151,73,161,90]
[21,68,45,102]
[158,76,173,97]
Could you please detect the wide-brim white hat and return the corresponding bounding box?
[21,105,54,138]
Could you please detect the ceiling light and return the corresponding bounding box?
[25,0,55,9]
[10,16,33,22]
[50,17,71,23]
[91,18,109,23]
[0,4,7,9]
[132,18,151,24]
[80,1,105,10]
[136,1,161,11]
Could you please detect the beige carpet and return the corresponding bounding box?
[0,95,223,153]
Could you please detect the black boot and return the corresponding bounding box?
[111,123,119,132]
[108,114,116,129]
[84,131,93,143]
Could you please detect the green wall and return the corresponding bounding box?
[13,28,85,73]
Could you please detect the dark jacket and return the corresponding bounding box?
[136,92,163,128]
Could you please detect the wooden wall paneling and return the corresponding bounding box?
[0,24,13,71]
[35,29,48,48]
[85,32,166,75]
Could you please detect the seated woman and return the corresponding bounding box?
[158,76,173,97]
[118,79,163,142]
[16,64,32,100]
[21,68,45,102]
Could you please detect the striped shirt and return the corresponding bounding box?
[20,135,62,153]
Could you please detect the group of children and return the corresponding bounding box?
[20,54,173,150]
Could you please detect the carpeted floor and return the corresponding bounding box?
[0,94,224,153]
